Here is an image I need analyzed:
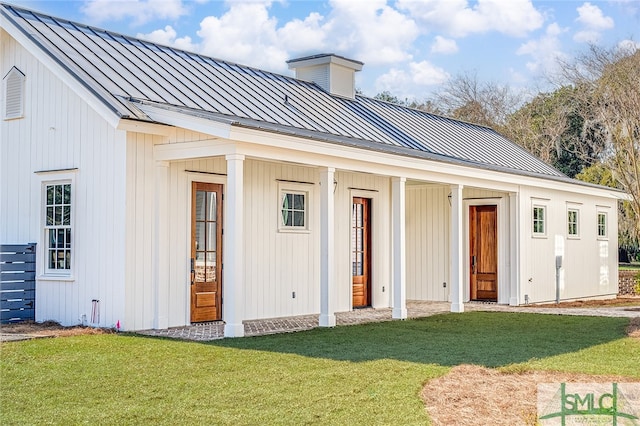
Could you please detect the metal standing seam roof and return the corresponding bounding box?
[2,3,569,180]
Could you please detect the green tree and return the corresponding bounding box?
[373,91,406,105]
[576,164,638,260]
[565,46,640,243]
[505,86,603,178]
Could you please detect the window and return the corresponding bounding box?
[533,205,546,235]
[44,183,72,273]
[597,212,607,238]
[567,209,579,237]
[277,181,312,232]
[280,191,306,229]
[4,66,25,120]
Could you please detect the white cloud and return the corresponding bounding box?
[277,12,328,52]
[375,67,411,94]
[431,36,458,54]
[409,61,449,85]
[573,3,614,43]
[375,60,449,97]
[617,39,640,53]
[517,23,568,75]
[325,0,419,65]
[136,25,196,51]
[184,0,418,72]
[398,0,544,38]
[197,1,288,71]
[81,0,189,25]
[575,2,614,30]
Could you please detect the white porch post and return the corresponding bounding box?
[319,167,336,327]
[224,154,245,337]
[450,184,464,313]
[392,177,407,319]
[509,192,520,306]
[153,161,170,329]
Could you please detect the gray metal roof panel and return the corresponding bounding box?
[131,98,622,193]
[2,3,566,179]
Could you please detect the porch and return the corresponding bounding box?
[135,300,640,341]
[136,301,451,341]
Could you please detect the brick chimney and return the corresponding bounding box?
[287,53,363,100]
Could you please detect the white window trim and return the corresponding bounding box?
[277,181,311,233]
[597,211,608,240]
[36,171,77,280]
[532,204,547,238]
[567,208,580,239]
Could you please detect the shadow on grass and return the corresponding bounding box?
[210,312,630,367]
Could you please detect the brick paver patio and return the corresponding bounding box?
[135,300,640,342]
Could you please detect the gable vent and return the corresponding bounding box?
[4,67,25,120]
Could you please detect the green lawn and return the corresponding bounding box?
[619,262,640,271]
[1,312,638,425]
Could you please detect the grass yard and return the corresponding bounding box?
[1,312,639,425]
[619,263,640,271]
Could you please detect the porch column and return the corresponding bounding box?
[224,154,245,337]
[319,167,336,327]
[392,177,407,319]
[153,161,170,329]
[450,184,464,313]
[509,192,520,306]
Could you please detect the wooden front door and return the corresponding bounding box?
[191,182,223,322]
[469,205,498,301]
[352,197,371,308]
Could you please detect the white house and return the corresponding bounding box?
[0,4,622,335]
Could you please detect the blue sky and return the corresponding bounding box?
[11,1,640,100]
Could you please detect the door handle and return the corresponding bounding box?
[471,256,477,274]
[190,258,195,285]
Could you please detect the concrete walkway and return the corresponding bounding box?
[0,333,46,342]
[135,300,640,342]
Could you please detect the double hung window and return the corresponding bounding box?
[44,182,72,273]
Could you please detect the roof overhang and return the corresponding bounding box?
[129,98,625,200]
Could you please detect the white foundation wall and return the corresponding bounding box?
[518,186,618,304]
[0,32,127,327]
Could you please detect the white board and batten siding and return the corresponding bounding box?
[126,129,325,328]
[243,160,320,320]
[125,132,400,329]
[125,129,226,330]
[406,185,450,302]
[1,33,126,327]
[334,171,392,311]
[406,186,512,304]
[519,187,618,304]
